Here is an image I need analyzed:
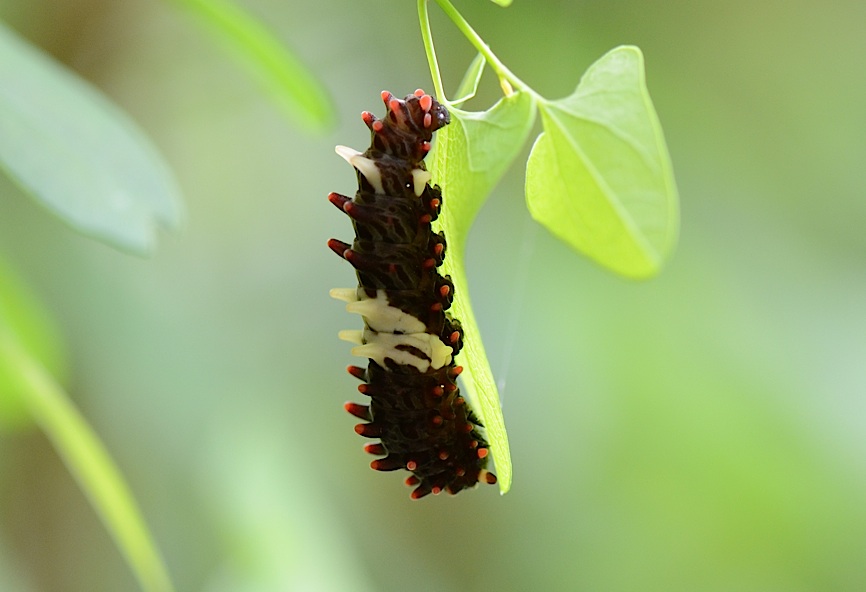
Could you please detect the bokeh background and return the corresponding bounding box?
[2,0,865,590]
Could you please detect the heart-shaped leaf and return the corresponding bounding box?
[526,46,679,278]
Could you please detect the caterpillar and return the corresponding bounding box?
[328,89,496,499]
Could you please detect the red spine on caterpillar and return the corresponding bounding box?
[328,90,495,498]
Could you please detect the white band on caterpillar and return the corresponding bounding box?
[335,145,384,194]
[331,289,426,334]
[352,328,453,372]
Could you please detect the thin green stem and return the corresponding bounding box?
[431,0,531,96]
[417,0,445,99]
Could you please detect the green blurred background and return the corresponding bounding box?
[2,0,865,590]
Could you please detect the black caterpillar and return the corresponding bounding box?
[328,89,496,499]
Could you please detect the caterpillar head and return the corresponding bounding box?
[362,90,450,163]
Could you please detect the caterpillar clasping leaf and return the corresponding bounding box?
[328,90,496,499]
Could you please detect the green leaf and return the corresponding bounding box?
[0,23,183,255]
[451,53,485,107]
[430,91,537,493]
[526,45,679,279]
[488,0,513,6]
[0,333,175,592]
[0,256,66,432]
[170,0,335,132]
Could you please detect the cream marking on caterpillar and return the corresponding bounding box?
[411,169,432,197]
[331,288,452,372]
[330,288,426,334]
[335,145,384,194]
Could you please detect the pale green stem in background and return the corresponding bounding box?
[0,334,175,592]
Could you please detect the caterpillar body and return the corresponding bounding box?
[328,90,496,499]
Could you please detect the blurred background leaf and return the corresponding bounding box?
[1,0,865,590]
[167,0,335,133]
[0,21,183,255]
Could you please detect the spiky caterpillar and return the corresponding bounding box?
[328,89,496,499]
